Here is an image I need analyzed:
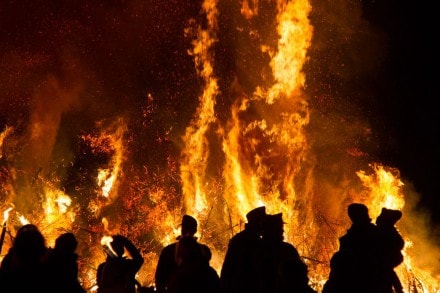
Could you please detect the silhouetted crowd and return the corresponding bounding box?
[323,204,404,293]
[0,203,405,293]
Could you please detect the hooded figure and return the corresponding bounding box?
[376,208,404,293]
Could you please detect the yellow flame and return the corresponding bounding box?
[100,235,113,246]
[100,235,117,257]
[180,0,219,216]
[255,0,312,104]
[82,118,127,200]
[354,163,440,291]
[1,1,439,291]
[18,215,30,225]
[220,0,313,243]
[2,207,13,225]
[221,99,264,230]
[357,163,405,218]
[43,188,73,223]
[96,120,126,199]
[97,168,113,198]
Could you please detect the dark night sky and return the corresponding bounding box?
[361,1,439,223]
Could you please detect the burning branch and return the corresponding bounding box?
[0,207,13,255]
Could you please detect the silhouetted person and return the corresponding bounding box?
[261,213,316,293]
[155,215,211,292]
[0,223,49,292]
[376,208,404,293]
[96,234,144,293]
[220,206,266,293]
[45,232,86,293]
[323,203,381,293]
[166,236,220,293]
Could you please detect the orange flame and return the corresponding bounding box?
[92,118,127,200]
[0,126,13,160]
[0,1,439,292]
[180,0,219,216]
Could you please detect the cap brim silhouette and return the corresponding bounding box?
[246,206,266,224]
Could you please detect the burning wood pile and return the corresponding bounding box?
[0,0,439,292]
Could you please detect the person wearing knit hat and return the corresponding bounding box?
[376,208,402,227]
[376,208,405,293]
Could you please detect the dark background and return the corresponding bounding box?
[361,1,439,223]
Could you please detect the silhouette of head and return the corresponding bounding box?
[347,203,371,224]
[14,224,46,260]
[55,232,78,253]
[262,213,284,242]
[376,208,402,227]
[246,206,266,226]
[181,215,197,236]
